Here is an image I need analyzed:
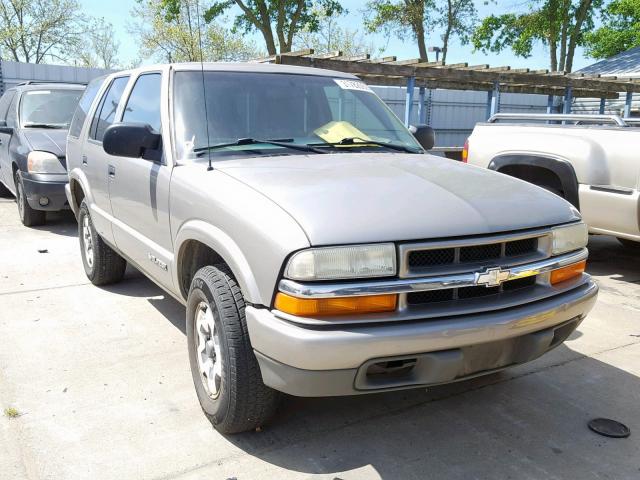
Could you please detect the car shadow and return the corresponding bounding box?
[586,234,640,283]
[32,210,78,237]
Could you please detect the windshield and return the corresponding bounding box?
[173,71,421,160]
[20,89,84,128]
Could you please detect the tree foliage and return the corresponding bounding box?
[130,0,261,62]
[583,0,640,59]
[364,0,475,62]
[0,0,85,63]
[294,7,378,56]
[471,0,602,72]
[73,18,120,69]
[165,0,344,55]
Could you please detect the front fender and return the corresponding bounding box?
[174,220,263,305]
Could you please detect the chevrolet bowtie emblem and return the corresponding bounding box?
[475,267,511,287]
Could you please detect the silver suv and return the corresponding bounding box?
[66,63,598,433]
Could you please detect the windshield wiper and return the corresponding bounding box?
[22,123,67,129]
[308,137,421,153]
[194,138,326,156]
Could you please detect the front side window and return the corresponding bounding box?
[69,77,105,138]
[90,76,130,142]
[172,71,421,160]
[122,73,162,132]
[0,90,16,122]
[20,89,84,129]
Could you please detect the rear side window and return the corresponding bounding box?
[90,76,129,142]
[122,73,162,132]
[69,78,104,138]
[0,90,15,121]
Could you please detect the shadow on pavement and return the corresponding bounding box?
[587,235,640,282]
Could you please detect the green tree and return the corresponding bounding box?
[364,0,476,62]
[0,0,85,63]
[472,0,602,72]
[73,18,120,69]
[130,0,261,62]
[584,0,640,59]
[294,6,378,56]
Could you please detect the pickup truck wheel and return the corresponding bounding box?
[186,265,279,434]
[618,238,640,250]
[78,200,126,285]
[15,171,45,227]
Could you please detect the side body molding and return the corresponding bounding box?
[489,154,581,210]
[173,220,263,305]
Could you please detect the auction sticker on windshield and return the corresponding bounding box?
[334,79,373,93]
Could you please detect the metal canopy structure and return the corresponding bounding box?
[258,50,640,126]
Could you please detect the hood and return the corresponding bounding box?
[22,129,68,157]
[216,153,580,246]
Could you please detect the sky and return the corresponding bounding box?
[79,0,596,71]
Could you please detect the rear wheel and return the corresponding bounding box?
[78,200,126,285]
[186,265,279,434]
[15,171,45,227]
[617,237,640,250]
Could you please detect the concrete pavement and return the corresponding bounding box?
[1,196,640,480]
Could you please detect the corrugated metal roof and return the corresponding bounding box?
[577,46,640,77]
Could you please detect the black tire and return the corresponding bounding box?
[186,265,279,434]
[618,237,640,250]
[15,171,45,226]
[78,200,126,285]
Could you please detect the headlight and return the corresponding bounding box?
[552,222,588,255]
[27,151,65,174]
[285,244,396,281]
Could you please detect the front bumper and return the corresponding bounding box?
[22,172,68,211]
[246,280,598,396]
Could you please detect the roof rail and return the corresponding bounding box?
[16,80,88,86]
[488,113,628,127]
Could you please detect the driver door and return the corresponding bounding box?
[0,90,16,191]
[106,71,174,290]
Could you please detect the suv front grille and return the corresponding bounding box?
[407,275,537,306]
[407,237,538,270]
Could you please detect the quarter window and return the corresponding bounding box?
[90,76,129,142]
[69,77,104,138]
[0,91,15,121]
[122,73,162,132]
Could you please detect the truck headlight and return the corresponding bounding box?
[285,243,396,281]
[551,222,588,255]
[27,151,65,174]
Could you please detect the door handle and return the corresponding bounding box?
[82,155,87,166]
[108,165,116,178]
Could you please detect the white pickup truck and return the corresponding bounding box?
[465,113,640,248]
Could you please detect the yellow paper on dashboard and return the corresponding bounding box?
[314,121,372,145]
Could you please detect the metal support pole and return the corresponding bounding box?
[486,81,501,119]
[624,91,633,118]
[563,86,573,114]
[546,95,554,114]
[599,98,606,115]
[418,86,426,124]
[404,76,415,127]
[486,89,493,119]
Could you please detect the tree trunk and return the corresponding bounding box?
[566,0,593,72]
[415,22,428,61]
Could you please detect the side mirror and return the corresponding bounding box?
[409,124,435,151]
[103,123,161,160]
[0,120,13,135]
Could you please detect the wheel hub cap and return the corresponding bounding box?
[82,216,94,269]
[195,302,222,398]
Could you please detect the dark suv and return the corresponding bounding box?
[0,82,84,226]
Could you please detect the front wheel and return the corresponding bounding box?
[15,171,45,226]
[186,265,279,434]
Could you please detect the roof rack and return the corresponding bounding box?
[16,80,88,86]
[488,113,628,127]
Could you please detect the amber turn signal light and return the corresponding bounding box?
[550,260,586,285]
[274,292,397,317]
